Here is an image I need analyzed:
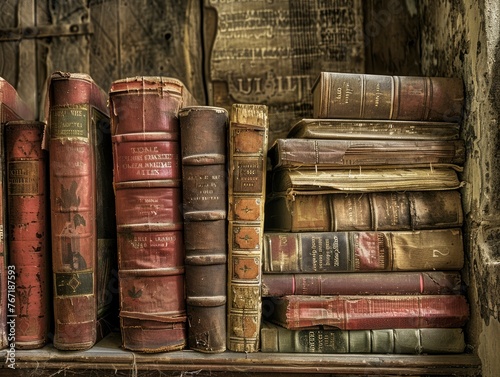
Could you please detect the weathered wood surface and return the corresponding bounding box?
[0,332,482,376]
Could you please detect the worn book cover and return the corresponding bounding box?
[0,77,34,350]
[110,76,197,353]
[260,321,466,354]
[180,105,228,353]
[312,72,464,122]
[47,72,117,351]
[227,104,268,352]
[264,190,463,232]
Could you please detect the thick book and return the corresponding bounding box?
[269,166,463,194]
[0,77,33,350]
[264,190,463,232]
[260,321,466,354]
[262,271,463,297]
[268,138,465,169]
[5,121,50,349]
[227,104,269,352]
[287,118,461,140]
[263,294,470,330]
[312,72,464,122]
[109,76,197,353]
[179,105,228,353]
[47,72,117,350]
[263,229,464,273]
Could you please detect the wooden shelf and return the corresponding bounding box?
[0,332,481,376]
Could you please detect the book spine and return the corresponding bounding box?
[264,190,463,232]
[5,121,49,349]
[227,104,268,352]
[312,72,464,122]
[263,229,463,273]
[48,74,107,350]
[260,322,466,354]
[269,138,465,169]
[110,76,197,353]
[0,78,34,349]
[267,294,469,330]
[261,271,463,296]
[179,106,228,353]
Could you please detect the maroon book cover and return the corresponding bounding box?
[265,294,469,330]
[5,121,50,349]
[109,76,197,353]
[261,271,463,297]
[47,72,117,350]
[0,77,34,349]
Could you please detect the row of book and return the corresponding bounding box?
[0,71,469,355]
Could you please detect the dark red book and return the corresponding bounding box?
[264,295,469,330]
[0,77,34,350]
[47,72,117,350]
[5,121,50,349]
[261,271,463,297]
[109,76,197,353]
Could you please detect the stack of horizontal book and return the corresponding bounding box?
[261,71,469,354]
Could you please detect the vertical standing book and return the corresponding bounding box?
[109,76,197,352]
[5,121,50,349]
[0,77,33,350]
[47,72,117,350]
[227,104,269,352]
[179,105,228,353]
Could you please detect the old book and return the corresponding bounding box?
[0,78,33,350]
[260,321,466,354]
[227,104,269,352]
[269,166,463,194]
[263,294,470,330]
[268,138,465,169]
[179,105,228,353]
[262,271,463,297]
[47,72,117,350]
[110,76,197,353]
[5,121,49,349]
[287,118,461,140]
[264,190,463,232]
[263,229,464,273]
[312,72,464,122]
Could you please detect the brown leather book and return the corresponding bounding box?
[227,104,269,352]
[312,72,464,122]
[263,229,464,273]
[109,76,197,353]
[0,77,33,350]
[265,190,463,232]
[288,118,461,140]
[179,106,228,353]
[263,294,470,330]
[260,321,466,354]
[268,138,465,169]
[47,72,117,351]
[5,121,50,349]
[262,271,463,297]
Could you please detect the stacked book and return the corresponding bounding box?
[261,71,469,354]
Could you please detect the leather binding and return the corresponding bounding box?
[265,190,464,232]
[47,72,117,350]
[312,72,464,122]
[262,229,464,273]
[262,271,463,297]
[227,104,269,352]
[109,76,197,353]
[264,294,470,330]
[0,77,33,349]
[5,121,49,349]
[179,106,229,353]
[260,321,466,354]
